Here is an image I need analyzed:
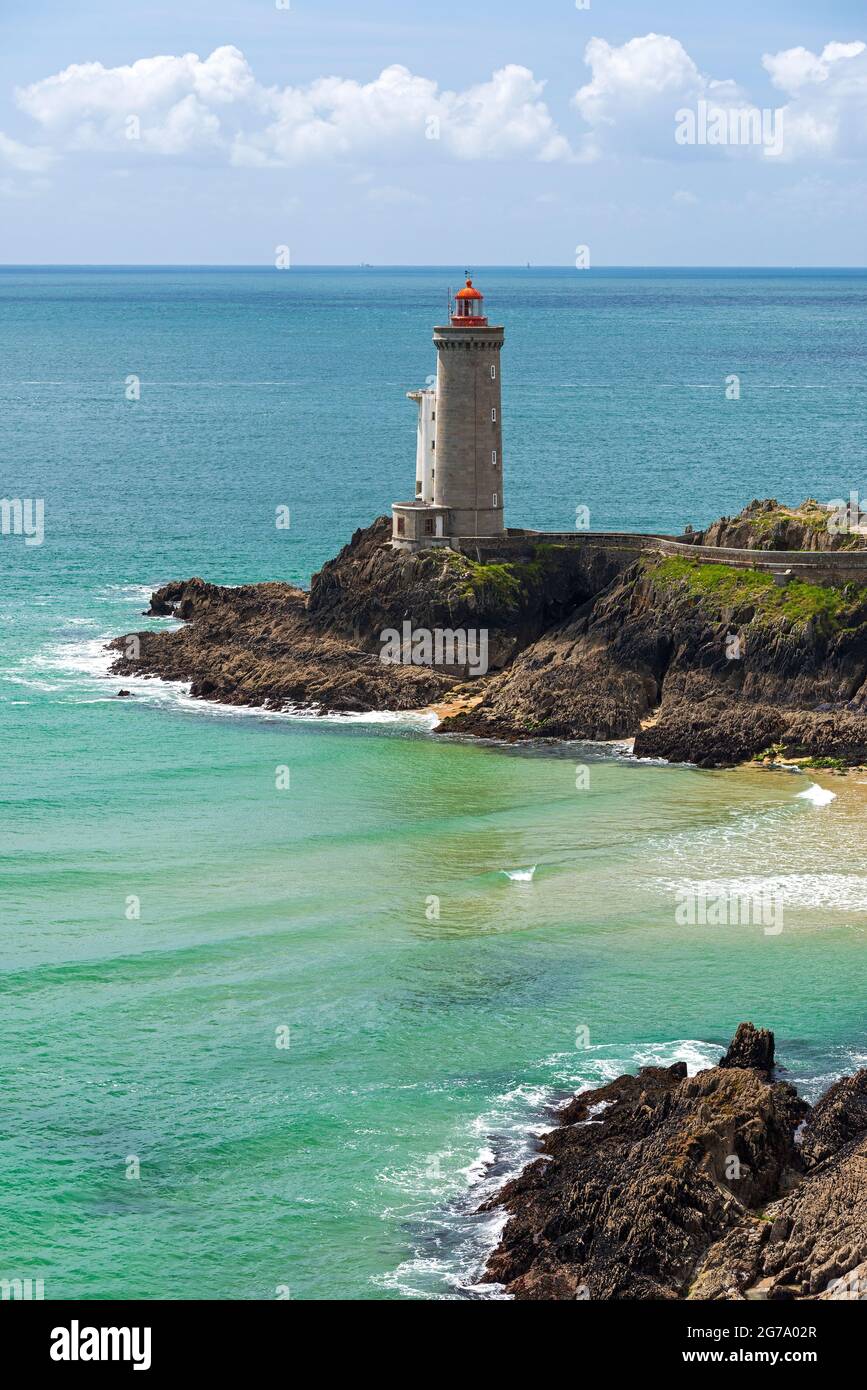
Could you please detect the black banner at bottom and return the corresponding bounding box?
[4,1296,860,1375]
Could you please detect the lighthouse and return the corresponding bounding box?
[392,276,505,549]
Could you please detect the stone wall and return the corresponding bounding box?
[451,529,867,587]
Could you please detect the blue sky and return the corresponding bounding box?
[1,0,865,263]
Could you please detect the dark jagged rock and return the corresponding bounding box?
[690,498,867,554]
[719,1022,775,1077]
[306,518,627,668]
[110,565,457,714]
[481,1027,867,1301]
[108,506,867,758]
[439,548,867,766]
[691,1084,867,1300]
[798,1070,867,1169]
[107,518,629,716]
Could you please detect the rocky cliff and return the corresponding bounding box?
[480,1024,867,1301]
[109,565,456,714]
[440,548,867,766]
[687,497,867,553]
[109,502,867,766]
[108,517,629,712]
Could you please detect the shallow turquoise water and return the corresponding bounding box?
[2,268,867,1299]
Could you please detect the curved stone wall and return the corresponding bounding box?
[454,529,867,587]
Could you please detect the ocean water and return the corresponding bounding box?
[2,266,867,1300]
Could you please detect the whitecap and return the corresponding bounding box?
[575,1099,614,1126]
[797,783,837,806]
[461,1146,496,1187]
[95,583,162,603]
[375,1037,723,1300]
[14,630,439,731]
[501,866,536,882]
[659,873,867,914]
[0,674,61,692]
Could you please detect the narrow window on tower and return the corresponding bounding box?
[492,450,498,467]
[491,408,497,422]
[397,516,405,535]
[416,481,422,495]
[492,493,498,507]
[490,364,496,380]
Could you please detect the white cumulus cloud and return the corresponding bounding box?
[15,46,252,154]
[572,33,745,160]
[763,41,865,94]
[572,31,867,163]
[761,40,867,158]
[441,65,572,163]
[16,47,572,166]
[13,37,867,174]
[234,63,571,166]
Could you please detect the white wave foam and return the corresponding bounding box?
[501,866,536,882]
[607,738,675,766]
[15,632,440,730]
[461,1147,496,1187]
[165,693,436,728]
[797,783,837,806]
[30,635,115,679]
[576,1099,614,1126]
[375,1037,722,1299]
[95,583,161,603]
[0,674,61,692]
[571,1039,719,1085]
[660,874,867,914]
[373,1254,462,1300]
[651,802,794,866]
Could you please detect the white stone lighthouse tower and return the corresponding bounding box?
[392,276,505,550]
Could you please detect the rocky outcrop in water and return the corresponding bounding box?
[480,1025,867,1301]
[306,518,624,668]
[108,517,628,713]
[110,564,456,713]
[719,1021,775,1077]
[109,503,867,764]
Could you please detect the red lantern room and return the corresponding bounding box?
[451,274,488,326]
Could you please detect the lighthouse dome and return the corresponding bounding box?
[451,276,488,325]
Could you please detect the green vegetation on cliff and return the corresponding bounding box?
[445,552,523,604]
[445,544,573,606]
[647,556,867,632]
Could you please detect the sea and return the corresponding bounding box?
[2,266,866,1299]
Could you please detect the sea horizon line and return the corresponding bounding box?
[1,263,866,273]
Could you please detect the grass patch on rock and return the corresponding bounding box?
[445,552,523,604]
[445,544,573,606]
[648,556,866,632]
